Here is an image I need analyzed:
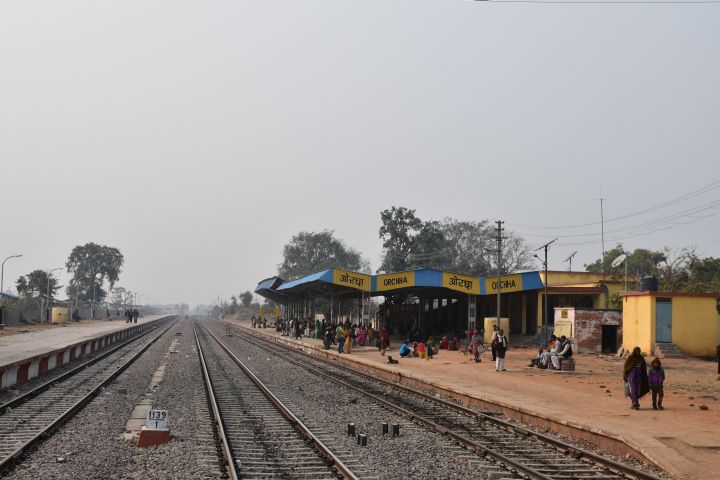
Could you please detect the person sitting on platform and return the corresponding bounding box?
[539,335,559,368]
[439,337,449,350]
[412,342,420,357]
[399,340,412,358]
[551,336,573,370]
[528,348,544,367]
[449,336,460,351]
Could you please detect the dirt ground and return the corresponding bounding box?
[226,315,720,480]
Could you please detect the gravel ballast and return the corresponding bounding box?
[6,317,225,480]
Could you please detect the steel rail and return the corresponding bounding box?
[0,317,178,473]
[235,325,663,480]
[1,317,172,414]
[193,324,239,480]
[198,322,359,480]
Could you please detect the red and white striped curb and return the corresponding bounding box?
[0,318,169,390]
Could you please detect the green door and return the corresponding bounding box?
[655,298,672,343]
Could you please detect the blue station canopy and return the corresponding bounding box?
[254,276,287,305]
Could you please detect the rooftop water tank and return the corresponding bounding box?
[639,276,659,292]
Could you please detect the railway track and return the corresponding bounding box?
[194,322,360,480]
[230,324,665,480]
[0,317,176,473]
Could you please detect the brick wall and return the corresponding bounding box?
[574,309,622,354]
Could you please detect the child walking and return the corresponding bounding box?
[649,357,665,410]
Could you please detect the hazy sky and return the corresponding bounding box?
[1,1,719,305]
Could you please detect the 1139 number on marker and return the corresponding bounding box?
[146,409,169,429]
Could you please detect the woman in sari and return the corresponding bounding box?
[356,326,366,346]
[344,328,353,354]
[623,347,650,410]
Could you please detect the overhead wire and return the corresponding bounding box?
[480,0,720,4]
[509,179,720,230]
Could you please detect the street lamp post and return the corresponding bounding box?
[46,268,63,323]
[534,238,558,344]
[1,254,23,327]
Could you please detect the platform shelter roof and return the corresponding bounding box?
[254,276,287,305]
[480,271,544,295]
[373,268,480,297]
[256,269,546,303]
[372,269,545,297]
[275,268,372,301]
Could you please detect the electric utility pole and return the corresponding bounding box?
[495,220,504,327]
[599,197,606,278]
[534,238,558,343]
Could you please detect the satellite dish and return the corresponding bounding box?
[611,254,627,268]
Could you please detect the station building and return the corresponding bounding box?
[620,290,720,357]
[255,267,627,341]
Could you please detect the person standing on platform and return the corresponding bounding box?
[490,324,499,361]
[470,330,484,363]
[323,327,333,349]
[336,324,345,354]
[649,357,665,410]
[493,329,508,371]
[623,347,649,410]
[344,327,353,354]
[133,309,138,323]
[379,327,390,355]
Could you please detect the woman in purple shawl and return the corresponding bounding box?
[623,347,650,410]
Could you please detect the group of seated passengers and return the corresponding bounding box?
[398,338,439,359]
[528,334,574,369]
[438,336,460,351]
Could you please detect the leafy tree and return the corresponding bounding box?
[16,269,61,321]
[65,243,124,302]
[16,270,60,299]
[240,291,253,307]
[688,256,720,291]
[584,244,720,292]
[379,208,532,275]
[378,207,423,273]
[585,244,666,277]
[278,230,369,279]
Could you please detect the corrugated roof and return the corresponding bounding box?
[277,269,333,291]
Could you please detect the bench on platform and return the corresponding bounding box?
[549,356,576,372]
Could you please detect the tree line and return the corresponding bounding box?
[13,242,125,319]
[265,206,720,297]
[585,244,720,293]
[275,206,532,281]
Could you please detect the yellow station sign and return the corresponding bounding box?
[485,274,524,294]
[376,271,416,292]
[442,271,480,294]
[332,269,371,292]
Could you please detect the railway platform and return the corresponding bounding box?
[230,318,720,480]
[0,315,171,389]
